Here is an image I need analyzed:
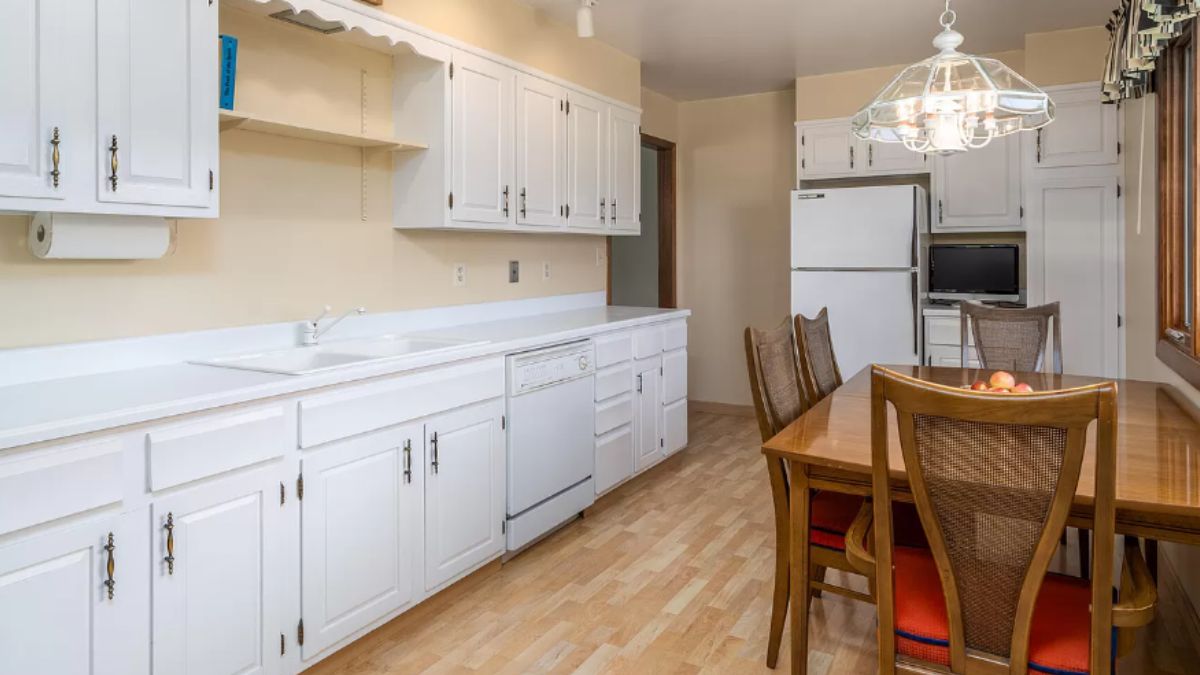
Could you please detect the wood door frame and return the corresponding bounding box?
[608,133,677,308]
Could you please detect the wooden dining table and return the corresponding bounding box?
[761,364,1200,675]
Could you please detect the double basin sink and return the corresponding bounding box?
[195,335,486,376]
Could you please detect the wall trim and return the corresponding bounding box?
[690,401,755,418]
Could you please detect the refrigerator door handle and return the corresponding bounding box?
[911,269,920,356]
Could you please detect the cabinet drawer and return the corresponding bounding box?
[662,320,688,351]
[927,344,980,369]
[300,359,504,448]
[664,399,688,455]
[595,394,633,436]
[0,438,123,536]
[662,349,687,404]
[594,425,634,495]
[632,326,664,359]
[595,363,633,402]
[925,316,973,347]
[147,405,287,491]
[594,332,633,368]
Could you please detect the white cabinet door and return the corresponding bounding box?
[609,105,641,233]
[663,399,687,456]
[865,141,927,175]
[633,362,662,472]
[450,51,515,226]
[566,91,608,230]
[96,0,217,211]
[1027,176,1121,377]
[799,122,857,179]
[516,74,566,228]
[0,0,85,207]
[152,466,282,675]
[662,349,687,404]
[594,425,634,495]
[424,399,505,591]
[300,425,421,661]
[0,513,144,675]
[934,134,1023,231]
[926,344,980,369]
[1033,85,1119,168]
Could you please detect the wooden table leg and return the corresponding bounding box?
[789,459,812,675]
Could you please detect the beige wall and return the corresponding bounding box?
[0,3,632,349]
[677,90,796,406]
[641,87,680,142]
[1023,26,1109,88]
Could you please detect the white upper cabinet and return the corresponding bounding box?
[424,399,504,592]
[450,51,515,226]
[609,105,641,232]
[933,134,1023,231]
[515,74,567,228]
[301,425,420,662]
[865,140,928,175]
[152,466,282,675]
[798,121,858,179]
[1031,83,1120,169]
[96,0,217,213]
[566,91,609,230]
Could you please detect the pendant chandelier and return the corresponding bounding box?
[851,0,1055,155]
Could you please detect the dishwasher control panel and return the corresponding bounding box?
[508,341,595,396]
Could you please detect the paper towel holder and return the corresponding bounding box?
[28,212,176,260]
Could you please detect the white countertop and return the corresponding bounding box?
[0,305,689,452]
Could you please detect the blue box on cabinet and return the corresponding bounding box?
[219,35,238,110]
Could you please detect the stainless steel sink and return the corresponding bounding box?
[193,335,484,375]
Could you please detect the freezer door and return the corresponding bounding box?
[791,186,920,269]
[791,270,921,381]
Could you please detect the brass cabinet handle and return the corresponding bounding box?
[849,145,855,169]
[430,432,439,475]
[502,186,510,217]
[108,135,119,191]
[520,187,527,219]
[103,532,116,599]
[868,144,873,167]
[163,512,175,575]
[1036,129,1043,163]
[611,199,617,223]
[50,127,61,188]
[403,439,412,484]
[600,199,605,221]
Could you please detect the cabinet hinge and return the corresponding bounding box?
[501,415,506,430]
[1020,205,1025,219]
[801,158,806,169]
[801,135,806,146]
[448,192,454,209]
[1117,184,1122,199]
[280,633,285,656]
[660,366,663,376]
[502,520,507,534]
[449,62,454,79]
[565,204,571,218]
[297,619,305,647]
[296,474,304,501]
[280,481,285,506]
[1117,141,1122,155]
[560,100,564,112]
[1117,314,1124,328]
[208,169,214,191]
[660,438,664,448]
[566,100,570,115]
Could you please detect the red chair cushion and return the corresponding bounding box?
[892,546,1095,674]
[810,493,928,552]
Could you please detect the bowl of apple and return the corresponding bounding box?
[965,371,1035,394]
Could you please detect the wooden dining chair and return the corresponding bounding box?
[849,366,1157,674]
[796,307,843,404]
[745,318,872,669]
[960,300,1063,374]
[960,301,1092,577]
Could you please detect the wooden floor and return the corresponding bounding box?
[309,411,1200,674]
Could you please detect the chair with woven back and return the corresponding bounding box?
[744,318,871,669]
[795,307,843,404]
[848,366,1157,674]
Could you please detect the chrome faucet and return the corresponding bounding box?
[302,305,366,346]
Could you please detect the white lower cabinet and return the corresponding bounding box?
[424,398,505,591]
[300,424,422,661]
[152,464,283,675]
[594,425,634,494]
[0,511,146,675]
[633,359,663,472]
[662,347,688,455]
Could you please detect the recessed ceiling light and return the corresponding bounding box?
[577,0,597,39]
[269,9,346,35]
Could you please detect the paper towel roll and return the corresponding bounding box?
[30,212,173,260]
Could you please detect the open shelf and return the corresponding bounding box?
[218,109,426,152]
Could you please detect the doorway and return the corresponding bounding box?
[608,134,676,308]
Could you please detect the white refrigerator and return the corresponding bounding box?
[791,185,928,380]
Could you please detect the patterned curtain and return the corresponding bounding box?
[1103,1,1200,102]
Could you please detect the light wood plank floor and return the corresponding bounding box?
[309,411,1200,674]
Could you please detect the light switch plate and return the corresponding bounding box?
[595,247,606,266]
[509,260,520,283]
[542,261,551,281]
[453,263,467,287]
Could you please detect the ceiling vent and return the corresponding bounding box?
[269,9,346,35]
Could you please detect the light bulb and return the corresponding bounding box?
[577,1,595,38]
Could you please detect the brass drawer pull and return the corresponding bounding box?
[163,512,175,575]
[108,135,119,191]
[50,127,61,188]
[403,439,413,484]
[103,532,116,599]
[520,187,527,219]
[502,186,510,217]
[430,432,439,475]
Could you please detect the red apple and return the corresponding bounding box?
[989,371,1016,390]
[970,380,988,391]
[1012,383,1034,394]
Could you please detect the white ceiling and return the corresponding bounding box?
[521,0,1116,101]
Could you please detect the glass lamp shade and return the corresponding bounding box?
[852,28,1054,155]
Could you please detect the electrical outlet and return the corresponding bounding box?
[542,261,551,281]
[595,247,606,266]
[452,263,467,287]
[509,260,520,283]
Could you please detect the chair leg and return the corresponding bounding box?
[1146,538,1159,582]
[810,564,827,599]
[790,462,813,675]
[1077,528,1090,580]
[766,458,790,669]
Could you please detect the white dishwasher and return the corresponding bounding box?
[505,340,596,553]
